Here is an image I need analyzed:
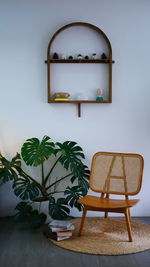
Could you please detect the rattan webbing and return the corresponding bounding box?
[90,152,143,195]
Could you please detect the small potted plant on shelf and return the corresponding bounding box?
[0,136,90,228]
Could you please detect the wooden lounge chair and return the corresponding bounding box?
[78,152,144,242]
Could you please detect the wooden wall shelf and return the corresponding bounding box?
[45,22,114,117]
[45,59,115,64]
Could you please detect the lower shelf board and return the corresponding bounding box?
[48,100,111,103]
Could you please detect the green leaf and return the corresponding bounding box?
[71,164,90,195]
[15,201,32,212]
[21,135,55,166]
[28,211,47,229]
[64,186,84,211]
[49,196,70,220]
[0,153,21,183]
[14,202,33,222]
[13,176,40,200]
[14,201,47,228]
[55,141,85,174]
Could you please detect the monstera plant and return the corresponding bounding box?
[0,136,90,228]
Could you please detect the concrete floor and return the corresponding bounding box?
[0,217,150,267]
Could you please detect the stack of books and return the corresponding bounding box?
[43,220,75,241]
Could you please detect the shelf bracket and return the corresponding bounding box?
[78,103,81,117]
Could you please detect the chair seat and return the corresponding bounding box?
[78,195,139,210]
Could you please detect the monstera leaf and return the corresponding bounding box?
[64,186,84,211]
[13,175,40,200]
[49,197,70,220]
[14,201,33,222]
[14,202,47,229]
[70,164,90,195]
[21,135,55,166]
[0,153,21,182]
[28,210,47,229]
[55,141,85,172]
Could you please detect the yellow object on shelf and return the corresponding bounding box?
[54,98,69,101]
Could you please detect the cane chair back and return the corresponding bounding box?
[90,152,143,196]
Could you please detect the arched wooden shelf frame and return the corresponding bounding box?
[45,22,115,117]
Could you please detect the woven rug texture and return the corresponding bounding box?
[48,218,150,255]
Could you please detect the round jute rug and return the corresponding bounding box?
[48,218,150,255]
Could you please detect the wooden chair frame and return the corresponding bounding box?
[78,152,144,242]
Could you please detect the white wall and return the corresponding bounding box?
[0,0,150,217]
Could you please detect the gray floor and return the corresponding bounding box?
[0,217,150,267]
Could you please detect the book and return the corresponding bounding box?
[48,220,75,230]
[56,236,70,241]
[55,231,72,237]
[43,229,72,241]
[49,224,75,232]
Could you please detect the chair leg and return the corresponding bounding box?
[104,194,109,218]
[128,208,131,220]
[78,207,87,236]
[104,212,108,218]
[124,208,133,242]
